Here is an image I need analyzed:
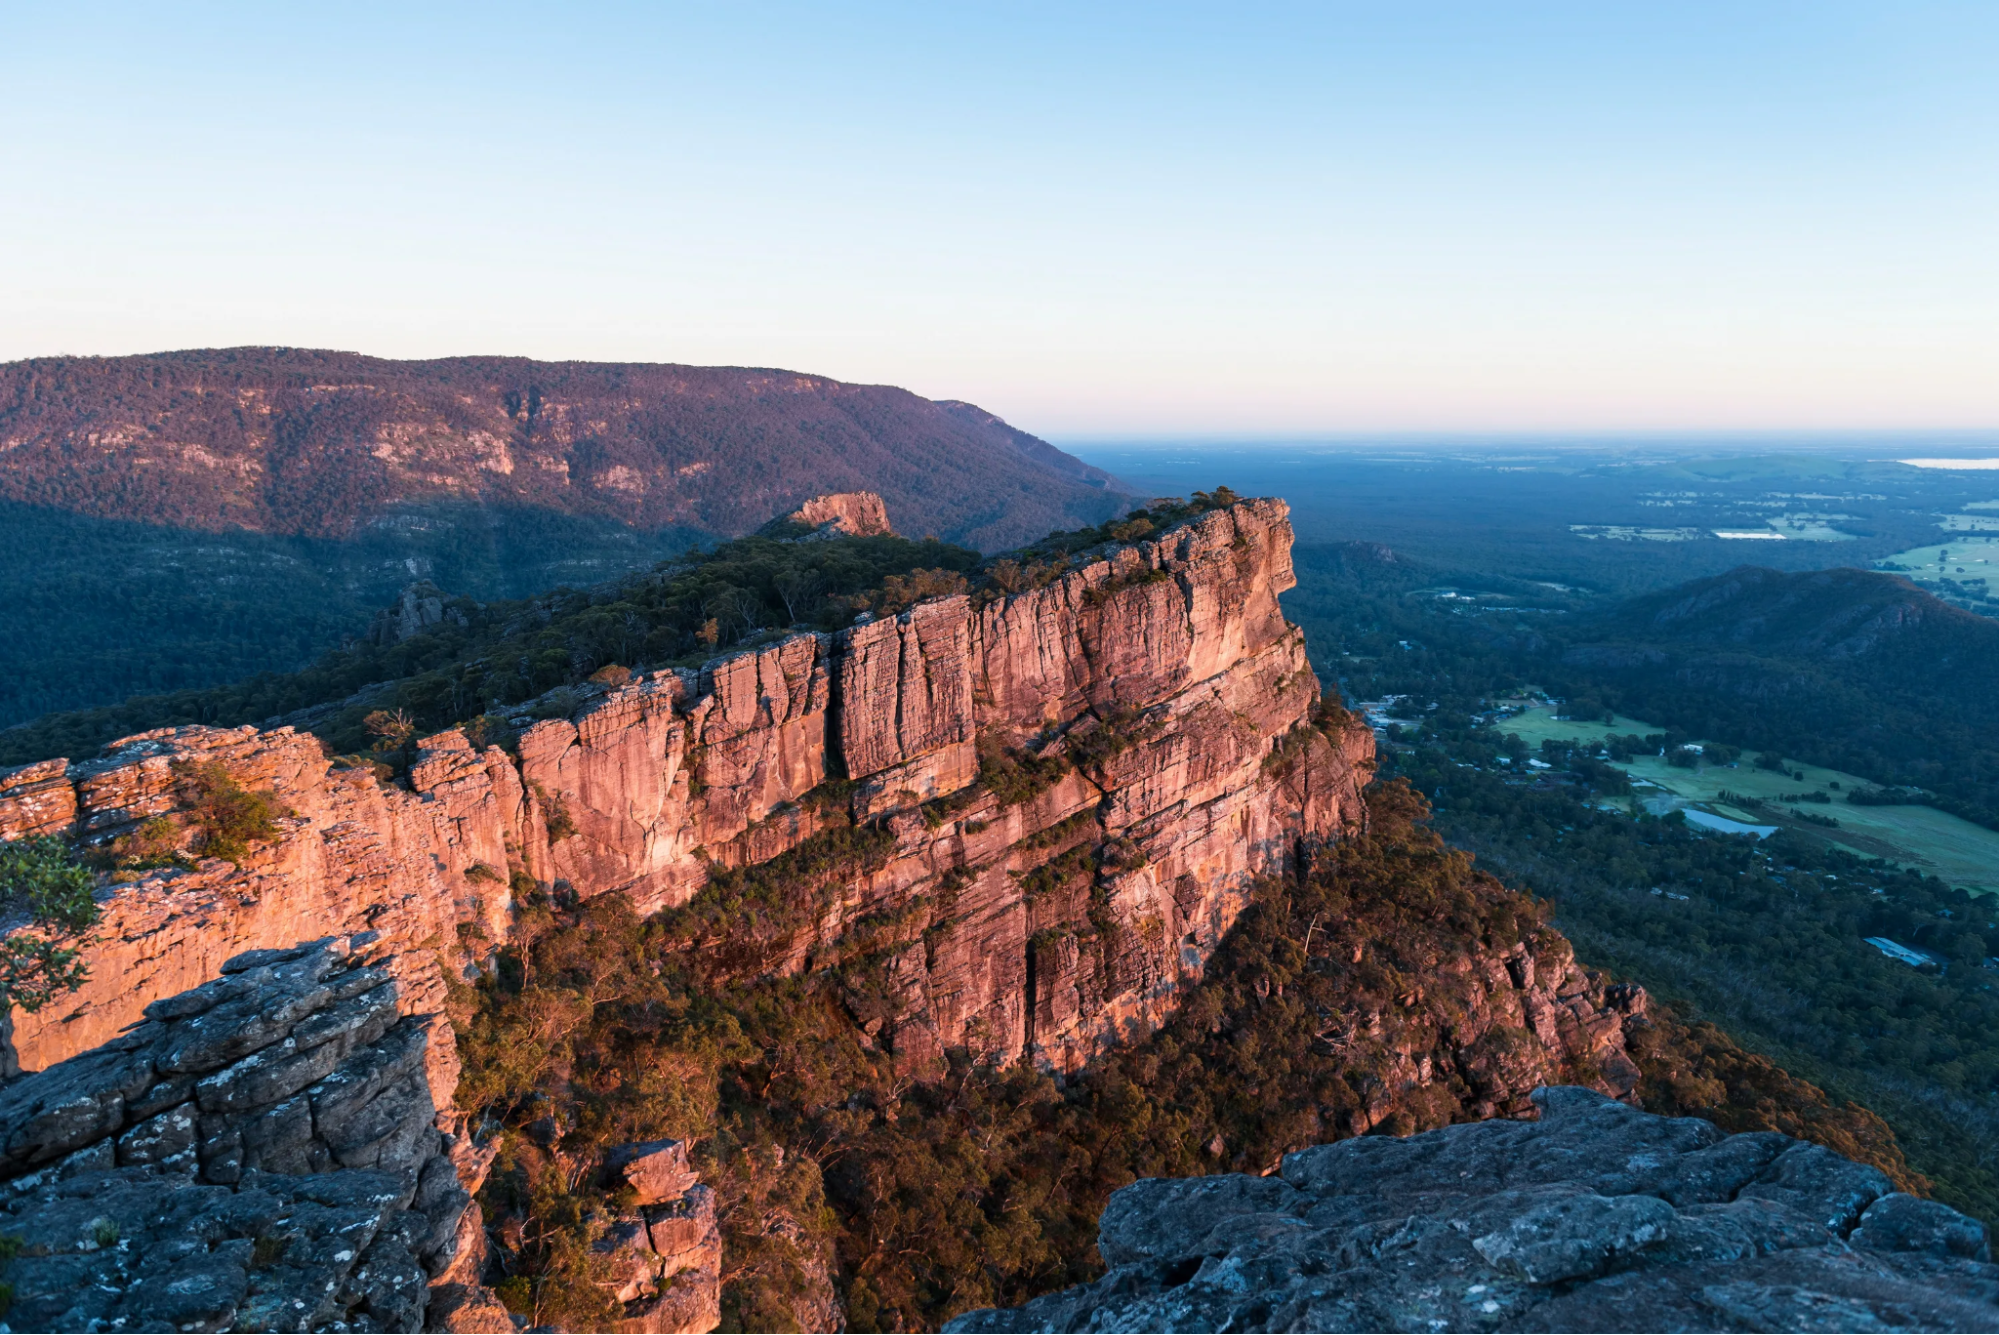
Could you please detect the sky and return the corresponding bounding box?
[3,2,1996,435]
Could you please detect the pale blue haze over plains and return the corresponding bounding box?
[3,2,1995,433]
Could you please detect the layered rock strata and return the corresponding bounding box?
[948,1086,1999,1334]
[2,497,1371,1078]
[0,939,490,1333]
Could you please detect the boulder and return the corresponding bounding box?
[0,939,491,1334]
[607,1138,699,1206]
[783,490,894,537]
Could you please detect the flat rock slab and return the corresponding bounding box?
[947,1086,1999,1334]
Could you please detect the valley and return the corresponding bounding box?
[1497,702,1999,896]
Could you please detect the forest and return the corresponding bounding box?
[1282,543,1999,1224]
[1278,539,1999,831]
[0,499,711,729]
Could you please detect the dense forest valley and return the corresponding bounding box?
[5,449,1999,1330]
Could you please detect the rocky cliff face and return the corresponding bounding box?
[782,490,894,537]
[0,938,487,1333]
[948,1085,1999,1334]
[0,500,1369,1328]
[2,498,1370,1081]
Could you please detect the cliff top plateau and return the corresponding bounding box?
[0,348,1127,550]
[950,1085,1999,1334]
[0,491,1237,768]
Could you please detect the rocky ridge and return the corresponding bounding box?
[2,497,1371,1079]
[948,1085,1999,1334]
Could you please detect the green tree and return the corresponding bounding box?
[0,837,99,1012]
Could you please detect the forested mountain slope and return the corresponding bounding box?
[0,349,1129,726]
[1562,566,1999,828]
[0,348,1126,546]
[1282,542,1999,1223]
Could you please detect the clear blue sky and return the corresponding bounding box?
[4,2,1994,434]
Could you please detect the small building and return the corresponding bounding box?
[1863,937,1938,969]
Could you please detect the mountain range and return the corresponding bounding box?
[0,348,1127,548]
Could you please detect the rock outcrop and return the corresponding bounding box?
[782,490,894,537]
[3,498,1371,1079]
[592,1142,725,1335]
[0,938,486,1333]
[369,582,471,646]
[947,1086,1999,1334]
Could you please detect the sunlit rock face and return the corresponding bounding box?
[783,489,894,536]
[2,499,1370,1078]
[947,1086,1999,1335]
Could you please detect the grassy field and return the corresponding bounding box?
[1875,536,1999,581]
[1498,705,1999,896]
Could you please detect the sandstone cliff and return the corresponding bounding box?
[2,498,1370,1082]
[781,490,894,537]
[0,499,1372,1329]
[948,1085,1999,1333]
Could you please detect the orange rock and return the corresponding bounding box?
[3,499,1371,1080]
[786,490,893,536]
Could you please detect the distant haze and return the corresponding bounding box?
[4,3,1995,434]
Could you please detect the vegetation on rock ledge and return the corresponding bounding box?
[450,780,1913,1333]
[0,837,99,1012]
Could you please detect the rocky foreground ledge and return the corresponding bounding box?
[0,934,720,1333]
[948,1087,1999,1334]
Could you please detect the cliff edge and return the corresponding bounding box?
[948,1085,1999,1333]
[1,496,1371,1079]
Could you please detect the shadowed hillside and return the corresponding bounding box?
[1560,566,1999,828]
[0,348,1128,549]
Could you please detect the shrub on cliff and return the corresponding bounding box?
[0,836,99,1012]
[975,733,1071,808]
[857,568,971,617]
[170,761,290,863]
